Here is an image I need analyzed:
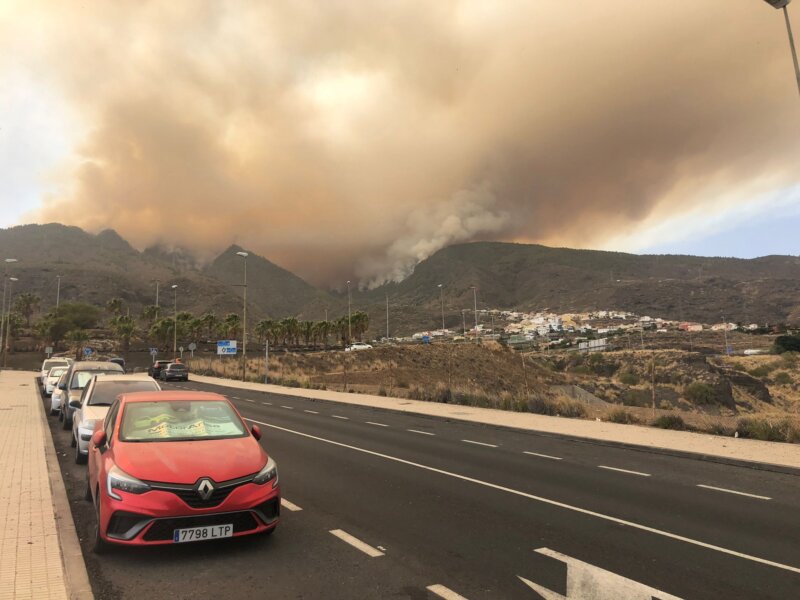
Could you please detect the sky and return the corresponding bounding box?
[0,0,798,286]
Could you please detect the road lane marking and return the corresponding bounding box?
[262,402,272,405]
[461,439,497,448]
[598,465,651,477]
[304,409,319,414]
[243,418,800,576]
[697,484,771,501]
[524,451,562,460]
[332,415,349,420]
[329,529,384,558]
[407,429,435,436]
[281,498,302,512]
[280,405,294,410]
[366,421,389,427]
[244,399,255,403]
[231,396,240,399]
[426,584,469,600]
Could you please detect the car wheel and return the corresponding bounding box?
[62,414,71,430]
[70,433,77,448]
[92,496,107,554]
[50,408,58,416]
[58,409,63,422]
[84,478,92,501]
[74,441,86,464]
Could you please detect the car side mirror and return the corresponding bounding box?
[69,399,81,409]
[251,424,262,441]
[91,430,107,447]
[58,384,67,391]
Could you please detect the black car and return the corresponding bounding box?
[148,360,171,378]
[160,362,189,382]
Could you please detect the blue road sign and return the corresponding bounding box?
[217,340,238,355]
[83,347,93,356]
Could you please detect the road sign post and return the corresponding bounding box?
[216,340,238,356]
[188,342,197,358]
[45,346,53,358]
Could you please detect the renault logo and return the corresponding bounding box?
[195,478,215,501]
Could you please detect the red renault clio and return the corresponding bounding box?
[86,391,279,552]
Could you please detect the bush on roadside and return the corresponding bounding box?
[748,364,776,378]
[772,371,792,385]
[651,414,686,430]
[618,371,639,386]
[607,408,639,424]
[736,417,800,443]
[704,422,735,437]
[683,381,717,405]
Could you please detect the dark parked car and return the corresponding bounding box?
[160,362,189,382]
[148,360,172,378]
[59,361,125,429]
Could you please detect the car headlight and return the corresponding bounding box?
[253,456,278,487]
[107,465,151,500]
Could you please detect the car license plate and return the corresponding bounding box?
[173,524,233,543]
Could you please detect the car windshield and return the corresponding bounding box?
[48,367,67,378]
[119,400,247,442]
[43,360,68,371]
[71,369,122,390]
[88,380,160,406]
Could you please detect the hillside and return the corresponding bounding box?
[1,225,798,334]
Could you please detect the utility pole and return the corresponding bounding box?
[154,279,160,319]
[0,259,18,368]
[385,293,389,340]
[471,286,478,341]
[3,277,18,368]
[236,251,249,381]
[346,280,352,344]
[172,284,178,357]
[438,284,445,332]
[55,275,62,315]
[461,310,467,336]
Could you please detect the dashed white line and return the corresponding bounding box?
[598,465,651,477]
[426,584,469,600]
[243,418,800,576]
[231,396,241,400]
[697,484,771,501]
[244,398,255,403]
[281,498,303,512]
[461,439,498,448]
[261,402,272,406]
[407,429,435,436]
[280,405,294,410]
[524,451,562,460]
[366,421,389,427]
[329,529,384,558]
[332,415,349,420]
[304,409,319,414]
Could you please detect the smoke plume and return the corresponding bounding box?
[2,0,798,285]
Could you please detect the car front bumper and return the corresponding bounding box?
[99,481,280,546]
[77,427,93,455]
[50,395,62,413]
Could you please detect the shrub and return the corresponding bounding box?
[748,364,776,378]
[652,414,686,430]
[736,418,800,443]
[619,371,639,385]
[555,398,587,418]
[683,382,717,405]
[773,371,792,385]
[607,408,639,424]
[396,380,410,389]
[377,386,387,396]
[773,335,800,354]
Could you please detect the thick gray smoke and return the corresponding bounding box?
[2,0,798,285]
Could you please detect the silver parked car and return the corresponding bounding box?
[50,372,68,415]
[39,357,72,389]
[70,373,160,464]
[59,361,125,429]
[44,366,69,397]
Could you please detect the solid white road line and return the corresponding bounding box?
[332,415,349,420]
[524,451,562,461]
[407,429,435,436]
[598,465,651,477]
[366,421,389,427]
[281,498,302,512]
[280,405,294,410]
[329,529,384,558]
[461,439,498,448]
[304,409,319,414]
[697,484,771,501]
[426,584,469,600]
[243,417,800,576]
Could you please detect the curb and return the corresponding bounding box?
[194,375,800,478]
[36,381,94,600]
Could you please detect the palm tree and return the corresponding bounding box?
[149,318,175,349]
[199,313,219,340]
[106,297,124,317]
[223,313,241,339]
[66,329,90,360]
[255,319,275,345]
[334,317,349,347]
[13,292,40,327]
[111,315,136,355]
[280,317,300,348]
[141,305,159,329]
[351,311,370,341]
[302,321,315,348]
[188,318,204,342]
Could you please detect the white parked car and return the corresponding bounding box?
[345,342,373,352]
[44,366,69,397]
[70,373,161,464]
[39,357,72,388]
[50,372,68,416]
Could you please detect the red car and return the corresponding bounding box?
[86,391,280,552]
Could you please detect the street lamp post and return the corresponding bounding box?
[55,275,62,315]
[0,259,18,367]
[385,293,389,340]
[763,0,800,97]
[172,285,178,357]
[236,251,249,381]
[438,284,445,332]
[461,309,467,336]
[346,280,352,345]
[154,279,160,320]
[471,286,478,338]
[3,277,18,368]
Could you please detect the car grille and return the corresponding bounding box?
[146,474,255,509]
[142,511,258,541]
[254,498,280,523]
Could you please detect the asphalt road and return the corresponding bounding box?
[43,378,800,599]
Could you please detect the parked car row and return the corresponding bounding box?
[41,358,280,553]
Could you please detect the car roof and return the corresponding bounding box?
[117,391,228,404]
[72,361,124,371]
[92,373,159,383]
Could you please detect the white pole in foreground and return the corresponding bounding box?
[763,0,800,97]
[265,339,269,384]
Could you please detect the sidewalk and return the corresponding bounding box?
[192,374,800,472]
[0,371,92,600]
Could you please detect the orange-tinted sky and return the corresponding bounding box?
[1,1,798,286]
